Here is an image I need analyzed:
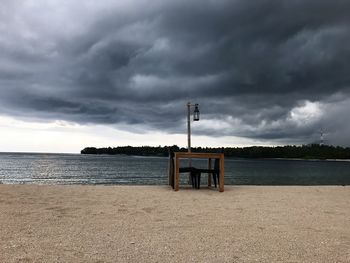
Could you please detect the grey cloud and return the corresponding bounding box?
[1,0,350,145]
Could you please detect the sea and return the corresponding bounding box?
[0,152,349,185]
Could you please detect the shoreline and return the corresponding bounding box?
[1,185,349,262]
[271,157,350,162]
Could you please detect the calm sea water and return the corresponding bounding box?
[0,152,349,185]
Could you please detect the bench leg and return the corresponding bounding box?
[197,173,201,189]
[190,173,195,188]
[213,173,217,188]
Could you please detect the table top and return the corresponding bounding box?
[174,152,224,159]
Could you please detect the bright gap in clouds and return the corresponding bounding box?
[289,101,323,126]
[0,115,273,153]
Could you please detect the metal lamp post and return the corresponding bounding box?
[186,102,200,184]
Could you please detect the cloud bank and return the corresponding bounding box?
[1,0,350,146]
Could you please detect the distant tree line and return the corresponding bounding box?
[81,144,350,159]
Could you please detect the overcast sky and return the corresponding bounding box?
[1,0,350,152]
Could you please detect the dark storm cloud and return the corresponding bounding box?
[1,0,350,145]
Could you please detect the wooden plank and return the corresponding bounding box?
[174,156,180,191]
[208,158,212,187]
[174,152,223,159]
[219,155,224,192]
[168,156,174,188]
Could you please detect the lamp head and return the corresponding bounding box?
[193,104,200,121]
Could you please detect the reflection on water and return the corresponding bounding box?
[0,152,349,185]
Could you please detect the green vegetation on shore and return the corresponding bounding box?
[81,144,350,159]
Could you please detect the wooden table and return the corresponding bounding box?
[173,152,224,192]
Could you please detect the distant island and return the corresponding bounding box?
[81,144,350,160]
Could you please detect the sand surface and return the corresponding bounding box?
[0,185,349,263]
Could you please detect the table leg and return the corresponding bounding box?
[175,156,180,191]
[168,157,174,188]
[219,156,224,192]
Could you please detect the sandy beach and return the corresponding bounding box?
[0,185,349,263]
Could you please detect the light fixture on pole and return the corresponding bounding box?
[193,104,200,121]
[187,102,200,153]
